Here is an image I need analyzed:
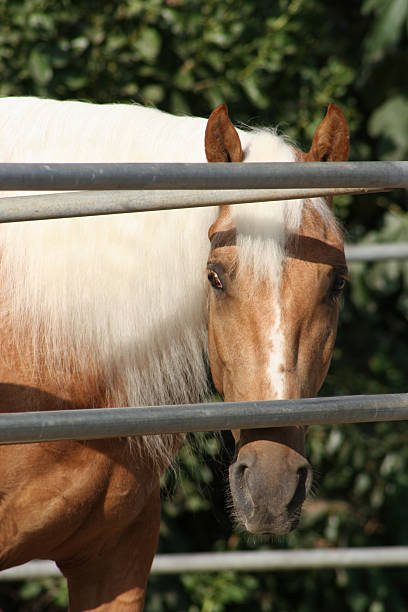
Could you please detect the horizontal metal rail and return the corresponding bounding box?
[0,192,406,261]
[0,394,407,445]
[2,548,408,581]
[345,242,408,262]
[0,161,407,191]
[0,193,406,262]
[0,187,386,223]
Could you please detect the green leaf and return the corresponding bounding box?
[19,580,42,600]
[241,74,270,109]
[134,27,161,62]
[368,95,408,159]
[65,74,88,90]
[141,84,164,104]
[28,47,53,85]
[364,0,408,60]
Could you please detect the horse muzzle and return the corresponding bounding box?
[228,438,312,535]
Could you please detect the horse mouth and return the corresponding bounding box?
[241,507,302,535]
[232,488,303,535]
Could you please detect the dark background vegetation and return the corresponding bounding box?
[0,0,407,610]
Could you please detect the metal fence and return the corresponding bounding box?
[0,161,407,579]
[1,394,408,445]
[0,161,407,191]
[3,548,408,582]
[0,186,388,222]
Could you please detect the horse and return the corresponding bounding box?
[0,97,349,611]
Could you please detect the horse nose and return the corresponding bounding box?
[228,442,313,535]
[230,457,312,511]
[287,465,312,515]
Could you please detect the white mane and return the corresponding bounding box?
[0,98,337,463]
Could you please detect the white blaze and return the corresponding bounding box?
[267,274,286,399]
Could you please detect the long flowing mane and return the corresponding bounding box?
[0,98,339,464]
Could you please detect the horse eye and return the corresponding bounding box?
[333,276,346,292]
[208,270,223,290]
[329,268,348,302]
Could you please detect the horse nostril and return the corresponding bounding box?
[236,462,248,475]
[230,460,251,494]
[287,466,309,514]
[233,461,248,483]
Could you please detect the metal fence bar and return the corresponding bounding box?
[0,187,386,223]
[147,547,408,572]
[345,242,408,262]
[0,394,407,445]
[0,561,60,581]
[0,194,406,261]
[0,191,406,260]
[3,547,408,581]
[0,161,407,191]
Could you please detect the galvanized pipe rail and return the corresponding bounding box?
[0,161,407,191]
[0,187,386,223]
[3,547,408,581]
[0,190,406,260]
[0,394,407,445]
[345,242,408,262]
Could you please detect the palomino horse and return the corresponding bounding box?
[0,97,349,610]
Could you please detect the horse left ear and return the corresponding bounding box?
[205,104,243,163]
[205,105,240,243]
[305,103,349,162]
[208,205,236,244]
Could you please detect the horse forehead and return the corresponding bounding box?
[213,198,342,291]
[288,202,345,265]
[241,129,296,163]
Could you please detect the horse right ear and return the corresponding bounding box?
[304,103,349,162]
[205,104,243,163]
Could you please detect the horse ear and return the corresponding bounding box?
[305,103,349,162]
[205,104,243,163]
[208,205,236,244]
[206,105,239,244]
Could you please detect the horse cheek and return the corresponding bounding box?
[207,308,225,396]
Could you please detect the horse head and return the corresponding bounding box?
[205,104,349,535]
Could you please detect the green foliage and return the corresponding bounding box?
[362,0,408,61]
[0,576,68,611]
[0,0,407,610]
[181,572,258,612]
[19,577,68,609]
[369,96,408,160]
